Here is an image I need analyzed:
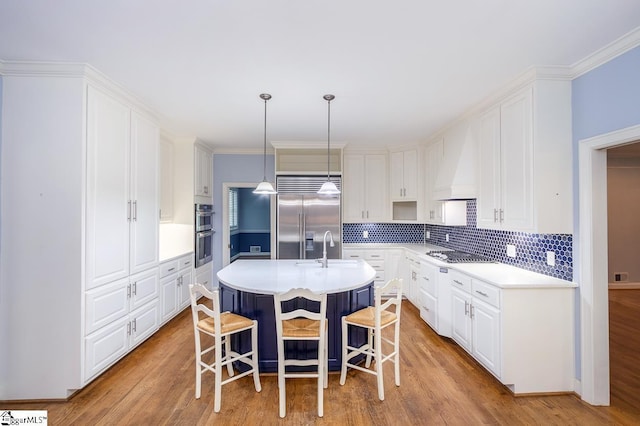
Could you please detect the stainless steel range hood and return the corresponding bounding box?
[433,119,477,200]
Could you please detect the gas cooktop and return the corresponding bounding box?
[426,250,496,264]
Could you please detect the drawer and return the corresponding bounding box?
[343,250,365,260]
[159,260,179,278]
[419,289,437,329]
[364,250,385,261]
[449,270,472,293]
[472,279,500,308]
[179,255,193,270]
[366,259,385,271]
[420,271,437,296]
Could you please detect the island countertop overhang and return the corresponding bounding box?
[216,259,377,295]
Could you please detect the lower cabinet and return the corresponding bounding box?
[448,269,574,394]
[418,260,452,337]
[84,267,159,382]
[342,247,404,297]
[160,253,194,324]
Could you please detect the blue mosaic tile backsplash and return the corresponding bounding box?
[343,200,573,281]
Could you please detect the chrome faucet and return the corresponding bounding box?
[318,230,335,268]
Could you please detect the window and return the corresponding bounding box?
[229,188,238,230]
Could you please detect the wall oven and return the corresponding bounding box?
[195,204,214,267]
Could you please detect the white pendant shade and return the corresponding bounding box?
[317,180,340,195]
[253,180,277,195]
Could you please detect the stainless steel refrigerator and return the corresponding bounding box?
[276,176,341,260]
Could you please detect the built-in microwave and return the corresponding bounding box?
[195,203,214,232]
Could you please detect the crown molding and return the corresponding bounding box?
[212,147,269,155]
[571,26,640,78]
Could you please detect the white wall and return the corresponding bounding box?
[0,75,85,399]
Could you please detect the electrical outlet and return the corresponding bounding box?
[363,230,369,239]
[445,234,449,242]
[426,231,430,239]
[506,244,516,258]
[546,251,555,266]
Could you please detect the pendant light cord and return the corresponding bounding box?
[263,96,268,181]
[327,98,331,181]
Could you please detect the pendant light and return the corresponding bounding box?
[318,94,340,195]
[253,93,277,195]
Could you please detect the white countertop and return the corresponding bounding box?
[344,243,576,289]
[216,259,377,295]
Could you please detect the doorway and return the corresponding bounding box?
[221,182,276,267]
[578,123,640,405]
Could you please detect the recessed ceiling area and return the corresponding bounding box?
[1,1,640,151]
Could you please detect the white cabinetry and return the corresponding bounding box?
[402,251,420,305]
[84,268,159,381]
[448,269,574,393]
[86,86,159,289]
[418,260,452,337]
[160,254,194,324]
[390,149,418,201]
[424,140,444,224]
[476,80,572,233]
[343,153,388,222]
[159,135,174,222]
[343,248,402,296]
[195,143,213,203]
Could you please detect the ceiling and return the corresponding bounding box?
[1,1,640,151]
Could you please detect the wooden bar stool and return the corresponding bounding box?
[189,283,261,413]
[273,288,328,418]
[339,278,403,400]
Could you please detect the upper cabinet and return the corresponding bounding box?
[159,135,174,223]
[343,153,388,222]
[86,86,159,289]
[390,149,418,201]
[194,143,213,204]
[424,140,444,224]
[476,79,572,233]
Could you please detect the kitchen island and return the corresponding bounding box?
[216,259,377,372]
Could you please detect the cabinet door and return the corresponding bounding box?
[86,86,131,289]
[129,300,159,349]
[159,137,174,222]
[177,269,193,310]
[425,140,444,224]
[343,154,365,221]
[451,287,472,353]
[390,151,405,200]
[160,273,179,323]
[195,144,213,198]
[364,154,388,221]
[84,316,129,381]
[477,106,501,229]
[500,88,533,230]
[402,150,418,199]
[129,268,158,311]
[130,112,159,274]
[472,298,501,377]
[419,289,437,330]
[85,277,129,335]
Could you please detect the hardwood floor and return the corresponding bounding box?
[3,299,640,425]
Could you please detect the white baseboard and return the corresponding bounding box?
[608,282,640,289]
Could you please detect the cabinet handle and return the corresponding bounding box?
[493,208,498,223]
[453,279,464,287]
[499,209,504,223]
[127,284,131,298]
[132,319,137,333]
[132,282,137,296]
[184,261,191,266]
[475,290,488,298]
[464,301,469,315]
[167,267,176,272]
[127,322,131,336]
[423,306,430,312]
[127,201,132,221]
[470,304,475,319]
[422,277,429,281]
[361,211,365,219]
[366,211,369,218]
[204,186,209,194]
[132,201,137,221]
